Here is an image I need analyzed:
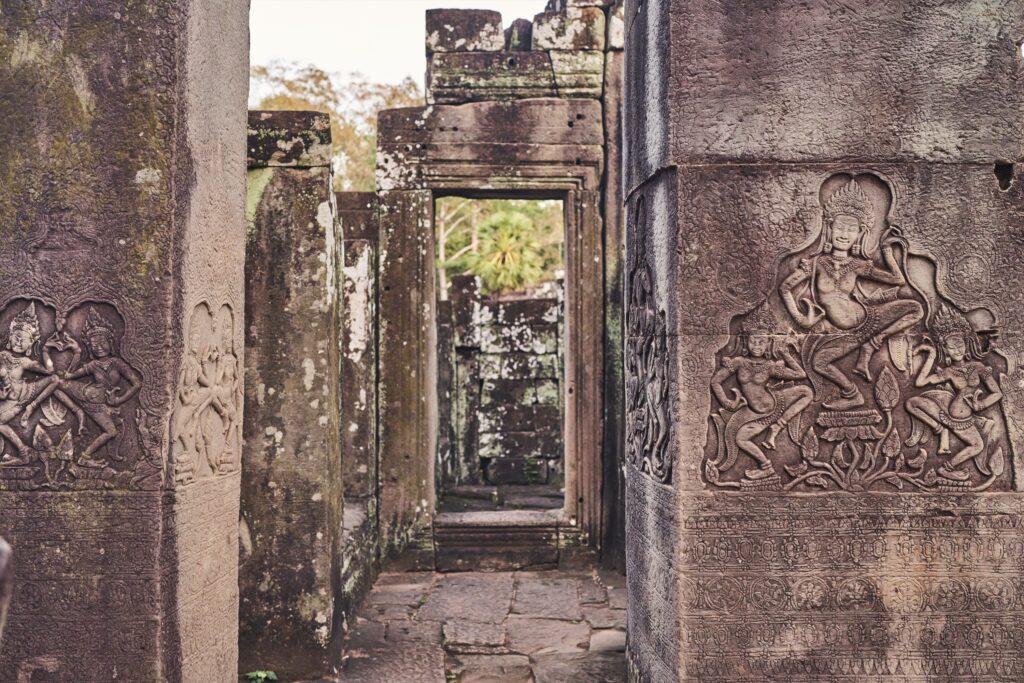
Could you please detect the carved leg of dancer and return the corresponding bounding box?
[736,421,775,480]
[813,337,865,410]
[854,300,924,382]
[763,386,813,450]
[0,425,30,464]
[54,390,86,435]
[939,426,985,481]
[78,410,117,468]
[905,396,941,447]
[19,376,61,428]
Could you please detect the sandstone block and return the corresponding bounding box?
[427,9,505,54]
[533,8,607,51]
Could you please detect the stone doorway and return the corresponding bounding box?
[435,197,567,515]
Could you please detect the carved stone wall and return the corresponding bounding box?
[240,111,344,679]
[441,276,565,487]
[624,1,1024,681]
[0,1,248,679]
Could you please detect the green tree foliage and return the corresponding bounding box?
[436,198,564,297]
[250,62,421,191]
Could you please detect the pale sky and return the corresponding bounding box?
[250,0,549,102]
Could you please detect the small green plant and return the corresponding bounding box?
[245,672,278,682]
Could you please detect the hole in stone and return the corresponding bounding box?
[568,120,575,128]
[576,113,585,120]
[994,162,1014,191]
[506,57,517,67]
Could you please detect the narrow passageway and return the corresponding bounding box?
[343,567,626,682]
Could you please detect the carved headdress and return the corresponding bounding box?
[930,304,984,361]
[930,305,975,339]
[822,180,874,256]
[824,180,874,229]
[741,303,781,337]
[10,302,40,339]
[83,306,114,340]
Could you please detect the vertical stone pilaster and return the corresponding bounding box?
[337,192,379,502]
[0,2,248,680]
[377,190,436,554]
[240,111,343,679]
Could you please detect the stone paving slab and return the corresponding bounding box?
[531,651,626,683]
[506,616,591,655]
[342,567,626,682]
[512,576,583,620]
[417,572,515,623]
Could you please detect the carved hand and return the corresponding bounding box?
[106,388,123,405]
[724,389,747,412]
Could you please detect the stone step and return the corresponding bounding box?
[433,510,562,572]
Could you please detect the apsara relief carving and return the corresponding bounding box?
[626,196,673,484]
[705,173,1011,492]
[0,299,155,489]
[171,303,242,484]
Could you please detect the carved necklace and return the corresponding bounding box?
[820,255,861,283]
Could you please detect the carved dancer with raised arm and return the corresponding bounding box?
[710,306,813,481]
[779,180,924,410]
[60,307,142,466]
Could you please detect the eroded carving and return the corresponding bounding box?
[171,303,242,484]
[0,299,149,489]
[705,173,1012,492]
[626,196,672,483]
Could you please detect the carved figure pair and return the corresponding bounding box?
[171,305,240,481]
[0,303,141,468]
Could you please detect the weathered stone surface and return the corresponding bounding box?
[625,0,1024,191]
[626,2,1024,681]
[600,45,627,570]
[0,538,10,643]
[533,8,606,51]
[606,1,625,50]
[434,511,561,571]
[426,9,505,54]
[588,628,626,652]
[348,568,625,681]
[247,110,332,167]
[418,572,515,623]
[427,50,604,104]
[241,110,343,680]
[377,190,436,554]
[505,18,534,51]
[338,192,378,499]
[378,99,604,192]
[450,653,535,683]
[531,651,626,682]
[506,615,590,655]
[0,2,247,679]
[513,576,583,620]
[443,619,507,651]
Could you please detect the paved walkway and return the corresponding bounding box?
[342,568,627,682]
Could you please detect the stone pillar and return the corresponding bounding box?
[240,111,343,679]
[601,0,627,570]
[625,1,1024,681]
[0,2,247,680]
[377,190,436,554]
